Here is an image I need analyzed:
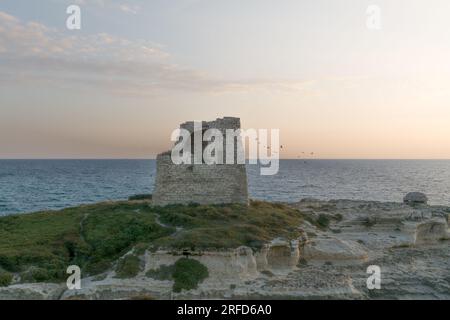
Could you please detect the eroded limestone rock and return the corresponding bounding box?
[0,283,65,300]
[303,237,368,263]
[414,218,449,244]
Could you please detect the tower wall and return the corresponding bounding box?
[153,117,249,206]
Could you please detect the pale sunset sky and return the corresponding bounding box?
[1,0,450,159]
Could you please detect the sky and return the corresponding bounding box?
[0,0,450,159]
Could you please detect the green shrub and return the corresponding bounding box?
[316,214,331,229]
[85,259,111,275]
[0,256,19,272]
[145,258,209,293]
[18,260,66,283]
[128,194,152,201]
[0,271,13,287]
[172,258,208,293]
[20,267,53,283]
[115,254,142,279]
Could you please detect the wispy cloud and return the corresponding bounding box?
[72,0,141,14]
[0,11,320,96]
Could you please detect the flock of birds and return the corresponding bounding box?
[257,140,315,159]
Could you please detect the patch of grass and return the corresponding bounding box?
[0,271,13,287]
[20,266,56,283]
[0,200,309,283]
[115,254,142,279]
[152,200,307,249]
[172,258,208,293]
[0,202,172,282]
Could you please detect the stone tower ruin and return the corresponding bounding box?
[153,117,249,206]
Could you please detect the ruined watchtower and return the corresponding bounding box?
[153,117,249,206]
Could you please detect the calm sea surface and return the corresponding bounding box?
[0,160,449,215]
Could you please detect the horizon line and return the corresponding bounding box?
[1,158,450,161]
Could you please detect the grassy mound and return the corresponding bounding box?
[0,200,308,283]
[151,201,306,249]
[0,201,171,282]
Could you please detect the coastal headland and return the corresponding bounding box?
[0,196,449,299]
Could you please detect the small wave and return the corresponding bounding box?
[299,184,321,189]
[0,173,15,179]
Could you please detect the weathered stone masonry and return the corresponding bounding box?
[153,117,249,206]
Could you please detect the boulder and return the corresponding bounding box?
[403,192,428,205]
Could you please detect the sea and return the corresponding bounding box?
[0,159,449,216]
